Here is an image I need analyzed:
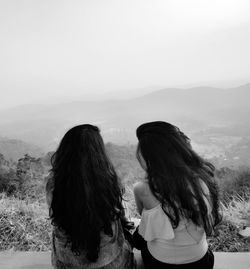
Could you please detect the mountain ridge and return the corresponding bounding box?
[0,137,44,161]
[0,83,249,151]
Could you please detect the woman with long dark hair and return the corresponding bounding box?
[46,124,135,269]
[133,121,221,269]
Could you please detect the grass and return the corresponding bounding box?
[220,194,250,226]
[209,194,250,252]
[206,167,250,251]
[217,168,250,203]
[0,194,51,251]
[209,219,250,252]
[0,168,250,252]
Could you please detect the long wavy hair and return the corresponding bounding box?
[136,121,221,235]
[50,124,124,261]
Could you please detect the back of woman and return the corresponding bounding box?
[46,124,135,269]
[133,121,221,269]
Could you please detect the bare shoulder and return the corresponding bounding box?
[134,181,160,209]
[133,181,148,197]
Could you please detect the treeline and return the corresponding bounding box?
[0,143,250,252]
[1,142,250,203]
[0,153,50,200]
[0,143,142,196]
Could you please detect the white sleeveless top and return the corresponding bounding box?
[139,204,209,264]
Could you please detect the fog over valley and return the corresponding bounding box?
[1,1,250,167]
[0,83,250,168]
[1,1,250,262]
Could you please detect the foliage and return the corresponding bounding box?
[16,154,47,200]
[216,167,250,202]
[0,194,51,251]
[0,153,19,194]
[209,219,250,252]
[0,148,250,252]
[0,170,19,195]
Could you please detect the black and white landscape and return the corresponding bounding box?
[1,83,250,167]
[0,2,250,263]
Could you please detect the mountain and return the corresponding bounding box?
[0,137,44,161]
[0,83,250,154]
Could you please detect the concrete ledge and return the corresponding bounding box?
[0,251,249,269]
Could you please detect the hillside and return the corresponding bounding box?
[0,143,249,253]
[0,83,249,166]
[0,137,44,161]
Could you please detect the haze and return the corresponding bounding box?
[1,0,250,108]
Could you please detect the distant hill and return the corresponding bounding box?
[0,83,249,154]
[0,137,44,161]
[209,137,250,168]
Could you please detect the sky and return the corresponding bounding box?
[0,0,250,108]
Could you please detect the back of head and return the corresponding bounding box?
[136,121,197,173]
[50,124,123,261]
[136,121,221,234]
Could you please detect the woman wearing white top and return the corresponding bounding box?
[133,121,221,269]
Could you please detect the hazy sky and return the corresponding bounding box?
[1,0,250,108]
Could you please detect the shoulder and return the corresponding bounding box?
[133,181,149,197]
[134,181,160,210]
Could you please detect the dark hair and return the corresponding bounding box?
[50,124,124,261]
[136,121,221,235]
